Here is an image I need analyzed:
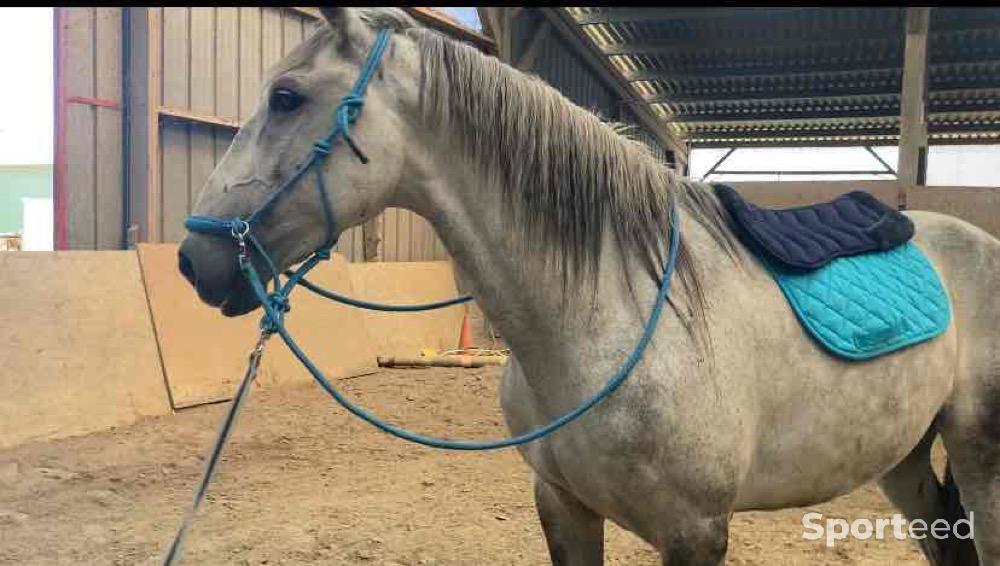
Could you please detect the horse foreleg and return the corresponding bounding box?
[534,476,605,566]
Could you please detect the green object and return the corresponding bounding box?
[0,164,52,234]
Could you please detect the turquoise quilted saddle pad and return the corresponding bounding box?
[769,242,952,360]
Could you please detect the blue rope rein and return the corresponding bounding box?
[289,270,473,311]
[240,196,679,450]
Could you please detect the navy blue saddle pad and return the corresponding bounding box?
[713,184,914,271]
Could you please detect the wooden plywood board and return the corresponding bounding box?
[0,252,171,449]
[347,261,465,357]
[137,244,378,408]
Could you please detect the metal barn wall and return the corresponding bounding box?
[153,7,448,261]
[59,7,449,262]
[150,7,446,261]
[55,8,124,250]
[152,7,314,243]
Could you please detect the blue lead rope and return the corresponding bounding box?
[243,198,679,450]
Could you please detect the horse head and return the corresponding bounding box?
[177,8,423,315]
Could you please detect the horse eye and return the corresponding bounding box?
[269,87,305,113]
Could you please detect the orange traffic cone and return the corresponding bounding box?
[458,310,473,351]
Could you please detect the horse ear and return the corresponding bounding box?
[319,7,365,48]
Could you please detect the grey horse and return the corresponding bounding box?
[177,8,1000,565]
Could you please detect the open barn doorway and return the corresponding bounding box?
[0,8,53,251]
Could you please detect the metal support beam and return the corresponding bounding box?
[699,148,735,181]
[625,63,901,83]
[514,18,550,70]
[601,34,900,57]
[479,8,514,61]
[574,7,809,26]
[146,7,162,242]
[123,7,152,245]
[864,146,898,176]
[897,7,931,206]
[647,81,903,105]
[711,170,897,176]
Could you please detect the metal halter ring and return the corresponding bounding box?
[230,219,251,241]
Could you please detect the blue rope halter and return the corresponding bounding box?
[182,26,682,450]
[184,29,455,325]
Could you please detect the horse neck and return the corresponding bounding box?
[398,136,674,381]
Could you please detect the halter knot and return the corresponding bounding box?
[259,292,291,334]
[336,94,365,128]
[268,292,291,313]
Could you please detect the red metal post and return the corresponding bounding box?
[53,8,68,249]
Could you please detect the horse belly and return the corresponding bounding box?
[732,323,957,511]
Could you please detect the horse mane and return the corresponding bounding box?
[300,11,743,336]
[408,26,742,322]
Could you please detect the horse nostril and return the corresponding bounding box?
[178,249,197,286]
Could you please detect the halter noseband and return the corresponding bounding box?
[183,28,393,326]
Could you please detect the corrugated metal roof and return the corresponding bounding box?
[563,7,1000,146]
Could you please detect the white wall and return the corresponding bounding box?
[0,8,53,166]
[21,197,53,251]
[690,145,1000,187]
[926,145,1000,187]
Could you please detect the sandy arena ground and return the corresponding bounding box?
[0,366,933,565]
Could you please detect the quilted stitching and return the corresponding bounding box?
[770,243,952,360]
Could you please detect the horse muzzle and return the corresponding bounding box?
[177,234,261,316]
